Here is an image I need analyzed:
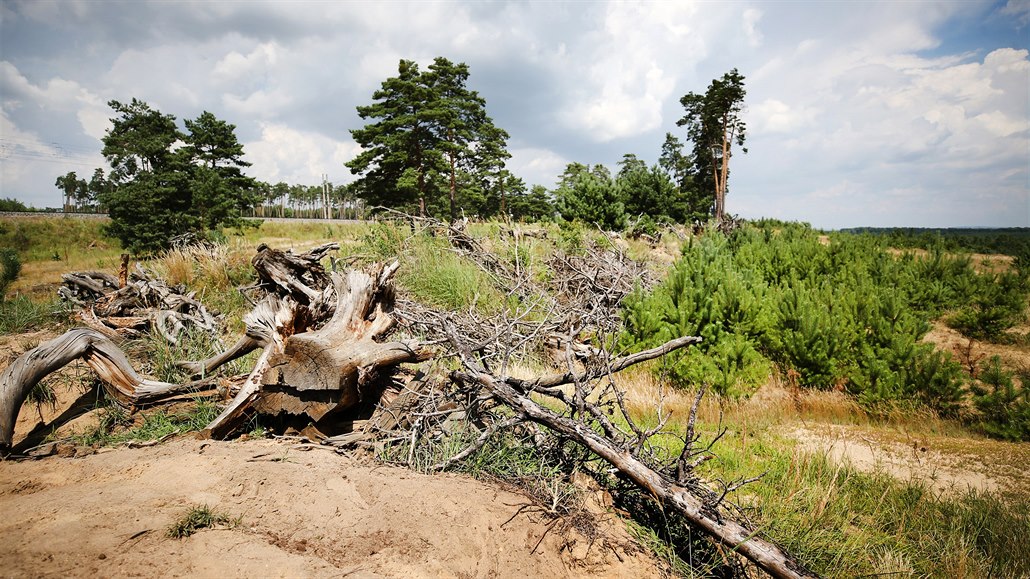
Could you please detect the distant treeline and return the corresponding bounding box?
[842,227,1030,261]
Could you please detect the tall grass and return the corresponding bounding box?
[392,234,509,314]
[0,296,73,334]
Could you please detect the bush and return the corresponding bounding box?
[620,221,1028,433]
[970,357,1030,441]
[0,248,20,301]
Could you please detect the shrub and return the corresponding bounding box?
[166,504,239,539]
[0,248,20,301]
[621,221,1028,434]
[970,357,1030,441]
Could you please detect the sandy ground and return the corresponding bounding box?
[0,437,660,579]
[787,423,1030,498]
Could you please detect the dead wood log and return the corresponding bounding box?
[0,329,210,452]
[59,268,219,342]
[251,242,338,306]
[178,294,302,377]
[199,262,430,438]
[257,262,429,421]
[199,341,278,440]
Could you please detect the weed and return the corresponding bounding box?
[72,397,219,447]
[166,504,240,539]
[397,234,506,314]
[0,247,20,300]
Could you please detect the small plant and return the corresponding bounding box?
[24,380,58,420]
[970,357,1030,441]
[0,247,20,300]
[0,296,73,334]
[166,504,239,539]
[360,222,405,259]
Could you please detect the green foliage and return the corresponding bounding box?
[24,379,58,413]
[676,69,747,221]
[74,398,220,447]
[617,155,690,224]
[553,163,625,230]
[397,233,507,314]
[360,222,407,260]
[700,429,1030,577]
[0,247,21,301]
[505,184,554,222]
[348,57,511,220]
[0,198,30,212]
[100,99,258,253]
[166,504,239,539]
[622,222,1027,423]
[947,271,1026,340]
[622,234,770,396]
[971,357,1030,441]
[0,296,72,334]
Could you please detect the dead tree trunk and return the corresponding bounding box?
[0,329,209,452]
[200,262,429,437]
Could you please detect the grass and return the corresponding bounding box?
[604,369,1030,577]
[5,214,1028,577]
[72,397,220,447]
[391,233,511,315]
[0,296,73,334]
[166,504,240,539]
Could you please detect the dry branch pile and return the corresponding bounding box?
[0,223,815,578]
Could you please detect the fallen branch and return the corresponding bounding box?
[443,324,816,579]
[0,328,210,452]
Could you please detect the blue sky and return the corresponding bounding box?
[1,0,1027,228]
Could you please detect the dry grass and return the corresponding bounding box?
[886,247,1015,275]
[615,363,870,432]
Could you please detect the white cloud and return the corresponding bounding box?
[749,99,817,134]
[0,0,1026,226]
[507,147,570,188]
[244,123,359,186]
[213,43,279,84]
[559,1,720,142]
[742,8,763,47]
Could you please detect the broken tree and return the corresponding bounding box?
[0,228,817,578]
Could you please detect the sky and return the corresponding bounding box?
[1,0,1027,229]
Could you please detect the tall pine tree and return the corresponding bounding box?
[348,57,510,220]
[676,69,747,224]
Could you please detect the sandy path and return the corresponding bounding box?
[787,423,1030,498]
[0,438,658,578]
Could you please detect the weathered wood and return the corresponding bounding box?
[178,295,299,377]
[0,328,206,452]
[446,329,816,579]
[199,342,278,440]
[59,268,219,342]
[257,263,429,422]
[251,242,338,305]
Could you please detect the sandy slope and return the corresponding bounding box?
[0,438,659,578]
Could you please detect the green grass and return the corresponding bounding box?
[0,216,120,264]
[663,417,1030,577]
[395,234,509,314]
[166,504,240,539]
[0,296,73,334]
[72,397,220,447]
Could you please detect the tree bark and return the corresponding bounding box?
[257,263,428,421]
[0,329,208,452]
[199,262,429,438]
[453,365,817,579]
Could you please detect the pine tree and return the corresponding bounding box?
[676,69,748,224]
[348,57,511,220]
